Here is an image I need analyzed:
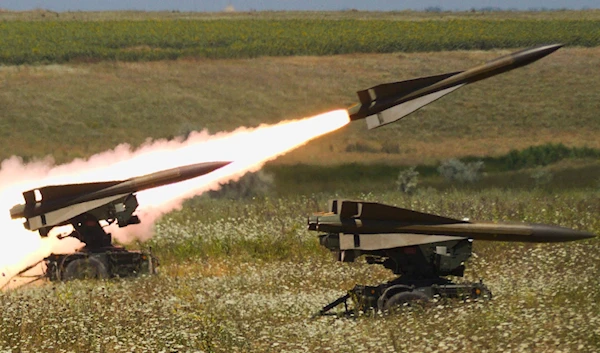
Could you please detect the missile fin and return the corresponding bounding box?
[25,194,128,231]
[356,71,461,104]
[356,90,373,105]
[337,200,361,218]
[327,199,340,213]
[33,181,122,204]
[335,200,467,224]
[339,233,466,250]
[23,190,36,204]
[366,84,464,129]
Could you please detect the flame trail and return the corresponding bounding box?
[0,109,350,288]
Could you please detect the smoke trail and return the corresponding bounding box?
[0,109,350,287]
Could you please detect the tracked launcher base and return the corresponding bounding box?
[42,213,158,282]
[318,277,491,316]
[44,248,157,282]
[316,237,492,316]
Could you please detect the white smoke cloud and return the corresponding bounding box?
[0,110,350,288]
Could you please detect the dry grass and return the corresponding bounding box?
[1,47,598,165]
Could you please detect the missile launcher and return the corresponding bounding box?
[310,200,595,315]
[9,161,230,282]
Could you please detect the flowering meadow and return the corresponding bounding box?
[1,189,598,352]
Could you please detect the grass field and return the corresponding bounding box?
[0,10,599,353]
[1,47,599,167]
[1,190,599,352]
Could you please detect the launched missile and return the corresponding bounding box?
[10,161,230,233]
[348,44,563,129]
[309,200,595,250]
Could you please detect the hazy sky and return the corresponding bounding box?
[1,0,598,12]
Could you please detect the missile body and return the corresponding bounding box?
[10,161,230,229]
[311,217,596,244]
[308,200,595,249]
[348,44,563,129]
[65,161,230,209]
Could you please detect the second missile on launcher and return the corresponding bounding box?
[309,199,595,248]
[309,200,595,315]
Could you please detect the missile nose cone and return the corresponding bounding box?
[536,43,564,55]
[169,161,231,184]
[180,161,232,178]
[530,224,596,242]
[204,161,232,171]
[511,43,563,66]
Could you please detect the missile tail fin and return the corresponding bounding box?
[366,84,464,129]
[356,71,460,104]
[25,194,129,231]
[334,199,466,224]
[340,233,466,250]
[31,181,122,204]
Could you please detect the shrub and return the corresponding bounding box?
[530,168,553,186]
[438,159,484,183]
[396,167,419,194]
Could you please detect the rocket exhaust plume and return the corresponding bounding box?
[0,109,350,288]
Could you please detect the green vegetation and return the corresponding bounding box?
[265,143,600,194]
[267,161,600,194]
[1,190,598,351]
[155,189,600,263]
[471,143,600,171]
[0,18,599,64]
[0,10,599,352]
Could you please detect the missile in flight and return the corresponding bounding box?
[347,44,563,129]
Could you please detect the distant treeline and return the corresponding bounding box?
[1,19,599,64]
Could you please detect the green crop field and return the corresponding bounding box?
[0,10,599,353]
[0,17,599,64]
